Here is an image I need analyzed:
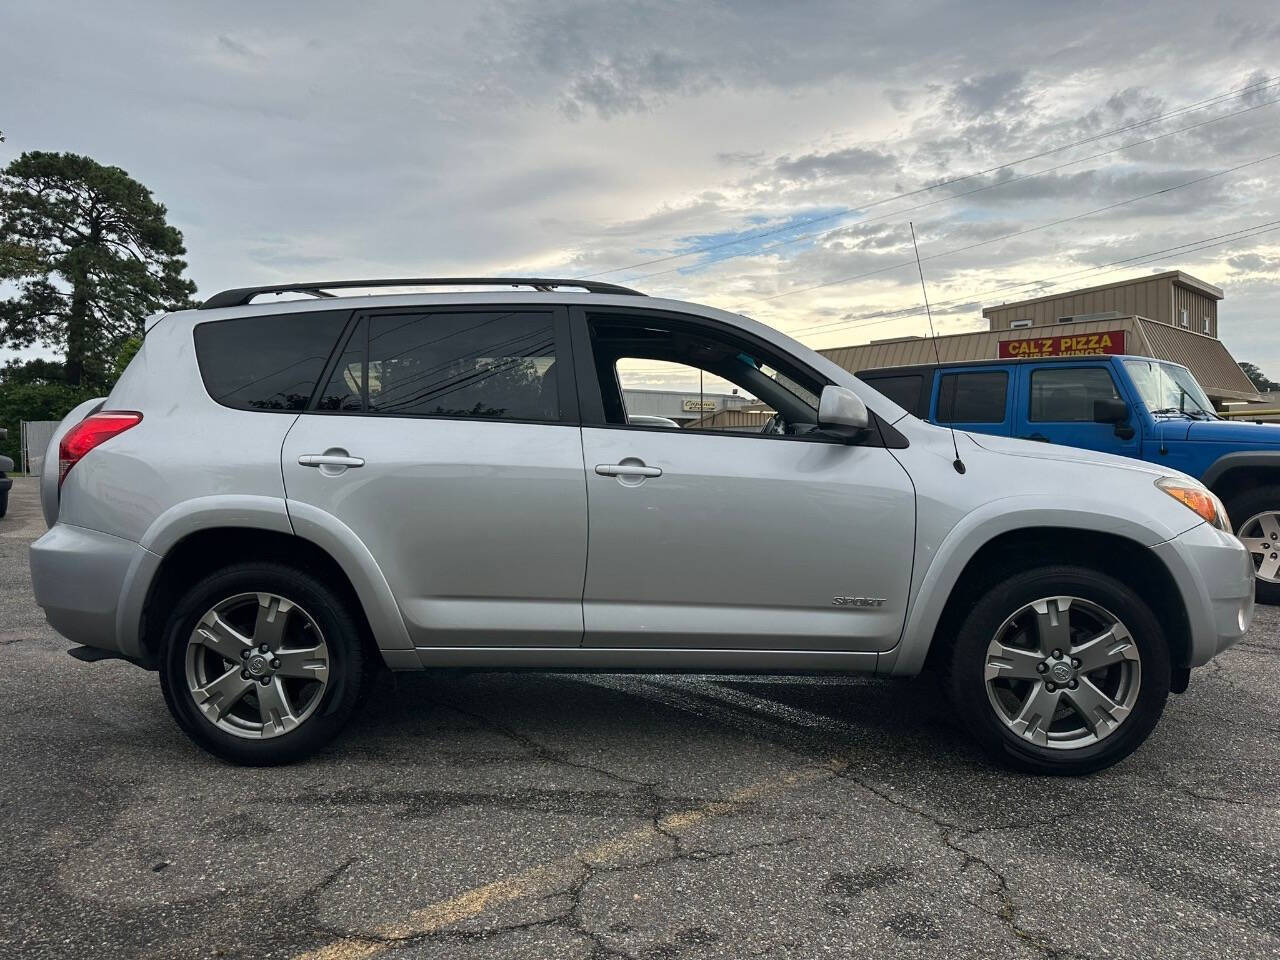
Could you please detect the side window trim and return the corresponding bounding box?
[306,304,578,425]
[306,311,366,411]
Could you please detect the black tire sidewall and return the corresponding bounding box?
[947,565,1171,775]
[159,562,367,765]
[1225,484,1280,605]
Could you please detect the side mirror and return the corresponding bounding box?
[818,385,870,438]
[1093,398,1128,424]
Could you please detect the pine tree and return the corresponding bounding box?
[0,151,196,389]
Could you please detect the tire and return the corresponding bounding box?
[0,484,8,519]
[159,561,369,765]
[1224,484,1280,605]
[945,564,1171,775]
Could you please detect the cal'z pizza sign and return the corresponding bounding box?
[999,330,1126,359]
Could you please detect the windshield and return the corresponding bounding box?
[1123,359,1217,419]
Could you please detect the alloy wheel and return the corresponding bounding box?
[184,592,331,739]
[984,596,1141,750]
[1237,511,1280,583]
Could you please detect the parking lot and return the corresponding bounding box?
[0,475,1277,959]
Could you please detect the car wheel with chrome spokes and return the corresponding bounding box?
[947,565,1171,775]
[160,562,369,765]
[1225,484,1280,605]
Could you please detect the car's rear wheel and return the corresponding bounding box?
[1225,484,1280,605]
[946,565,1171,775]
[159,562,368,765]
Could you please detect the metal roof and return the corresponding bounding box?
[980,270,1222,316]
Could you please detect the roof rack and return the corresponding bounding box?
[198,277,645,310]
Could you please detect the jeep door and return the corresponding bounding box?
[573,307,916,651]
[1011,362,1142,457]
[280,305,588,647]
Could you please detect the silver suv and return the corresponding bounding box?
[29,278,1255,773]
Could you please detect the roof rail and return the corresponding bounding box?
[198,277,645,310]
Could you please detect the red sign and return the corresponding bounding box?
[999,330,1125,359]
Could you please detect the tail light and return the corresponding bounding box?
[58,411,143,489]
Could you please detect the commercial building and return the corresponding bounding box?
[822,270,1259,408]
[620,388,754,426]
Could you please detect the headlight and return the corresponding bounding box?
[1156,476,1231,530]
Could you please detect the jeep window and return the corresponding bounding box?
[194,310,350,411]
[586,314,825,437]
[936,371,1007,423]
[1123,359,1217,419]
[1029,367,1120,422]
[863,373,924,416]
[318,310,560,421]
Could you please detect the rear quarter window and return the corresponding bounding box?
[194,311,350,411]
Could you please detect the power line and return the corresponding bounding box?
[632,94,1280,287]
[738,150,1280,307]
[583,73,1280,280]
[786,219,1280,336]
[781,219,1280,341]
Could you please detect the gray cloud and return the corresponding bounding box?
[3,0,1279,368]
[773,147,900,181]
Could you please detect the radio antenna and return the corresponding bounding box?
[910,221,966,475]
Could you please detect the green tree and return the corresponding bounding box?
[1239,361,1280,393]
[0,151,196,390]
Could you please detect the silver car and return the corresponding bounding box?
[29,277,1255,773]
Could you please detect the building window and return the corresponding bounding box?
[1180,308,1189,329]
[1010,319,1033,329]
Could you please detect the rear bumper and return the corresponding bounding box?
[1151,522,1254,668]
[29,522,158,663]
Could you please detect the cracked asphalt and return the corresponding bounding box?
[1,475,1277,959]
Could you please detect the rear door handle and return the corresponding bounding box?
[298,453,365,468]
[595,463,662,478]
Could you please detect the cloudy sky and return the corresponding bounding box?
[3,0,1279,381]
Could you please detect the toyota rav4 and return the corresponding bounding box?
[29,278,1255,773]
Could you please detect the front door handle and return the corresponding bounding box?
[299,453,365,468]
[595,462,662,478]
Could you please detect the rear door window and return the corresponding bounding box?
[194,310,350,411]
[936,371,1008,423]
[318,309,564,422]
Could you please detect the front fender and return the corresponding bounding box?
[1202,450,1280,489]
[877,495,1199,676]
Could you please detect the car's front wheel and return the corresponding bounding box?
[1225,484,1280,605]
[159,562,369,765]
[946,565,1171,775]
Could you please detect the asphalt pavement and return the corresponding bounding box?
[1,476,1277,959]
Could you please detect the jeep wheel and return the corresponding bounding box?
[1226,484,1280,605]
[946,565,1170,775]
[159,562,369,765]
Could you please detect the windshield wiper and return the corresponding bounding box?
[1150,407,1190,417]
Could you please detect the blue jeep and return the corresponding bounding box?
[858,354,1280,602]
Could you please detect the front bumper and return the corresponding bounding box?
[1151,521,1254,668]
[29,522,159,663]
